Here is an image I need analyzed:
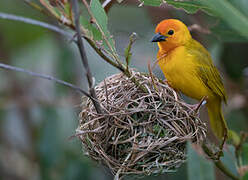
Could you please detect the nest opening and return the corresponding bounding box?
[77,70,206,177]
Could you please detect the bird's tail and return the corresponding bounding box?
[206,99,228,140]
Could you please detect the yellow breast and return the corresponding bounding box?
[157,46,211,100]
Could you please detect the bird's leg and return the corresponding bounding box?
[194,96,208,113]
[163,79,168,84]
[163,79,173,88]
[187,96,208,114]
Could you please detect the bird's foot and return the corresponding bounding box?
[187,96,207,114]
[163,80,168,84]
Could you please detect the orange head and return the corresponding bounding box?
[151,19,192,52]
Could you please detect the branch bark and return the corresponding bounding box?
[71,0,103,114]
[202,144,240,180]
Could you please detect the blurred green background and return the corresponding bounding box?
[0,0,248,180]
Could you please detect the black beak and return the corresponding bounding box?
[151,33,167,42]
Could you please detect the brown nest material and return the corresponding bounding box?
[77,70,206,178]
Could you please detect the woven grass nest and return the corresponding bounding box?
[77,70,206,178]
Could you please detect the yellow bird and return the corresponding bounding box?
[151,19,228,140]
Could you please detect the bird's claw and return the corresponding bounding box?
[187,96,207,115]
[194,97,207,113]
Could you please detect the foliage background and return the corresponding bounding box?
[0,0,248,179]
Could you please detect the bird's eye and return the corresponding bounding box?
[168,30,174,35]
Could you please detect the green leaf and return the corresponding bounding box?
[139,0,162,6]
[90,0,108,34]
[80,16,102,41]
[230,0,248,17]
[165,0,214,15]
[187,143,215,180]
[124,47,132,65]
[199,0,248,40]
[211,21,248,42]
[140,0,214,15]
[90,0,116,52]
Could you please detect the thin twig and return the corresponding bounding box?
[235,132,248,167]
[0,63,90,97]
[0,12,74,40]
[202,144,239,180]
[72,0,103,114]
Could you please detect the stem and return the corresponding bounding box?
[0,63,90,97]
[84,36,123,71]
[235,132,248,167]
[202,144,239,180]
[125,32,137,71]
[71,0,103,114]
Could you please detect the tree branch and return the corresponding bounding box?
[0,62,91,97]
[0,12,73,40]
[202,144,239,180]
[71,0,103,114]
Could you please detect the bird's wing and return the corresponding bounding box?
[198,64,227,103]
[187,44,227,103]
